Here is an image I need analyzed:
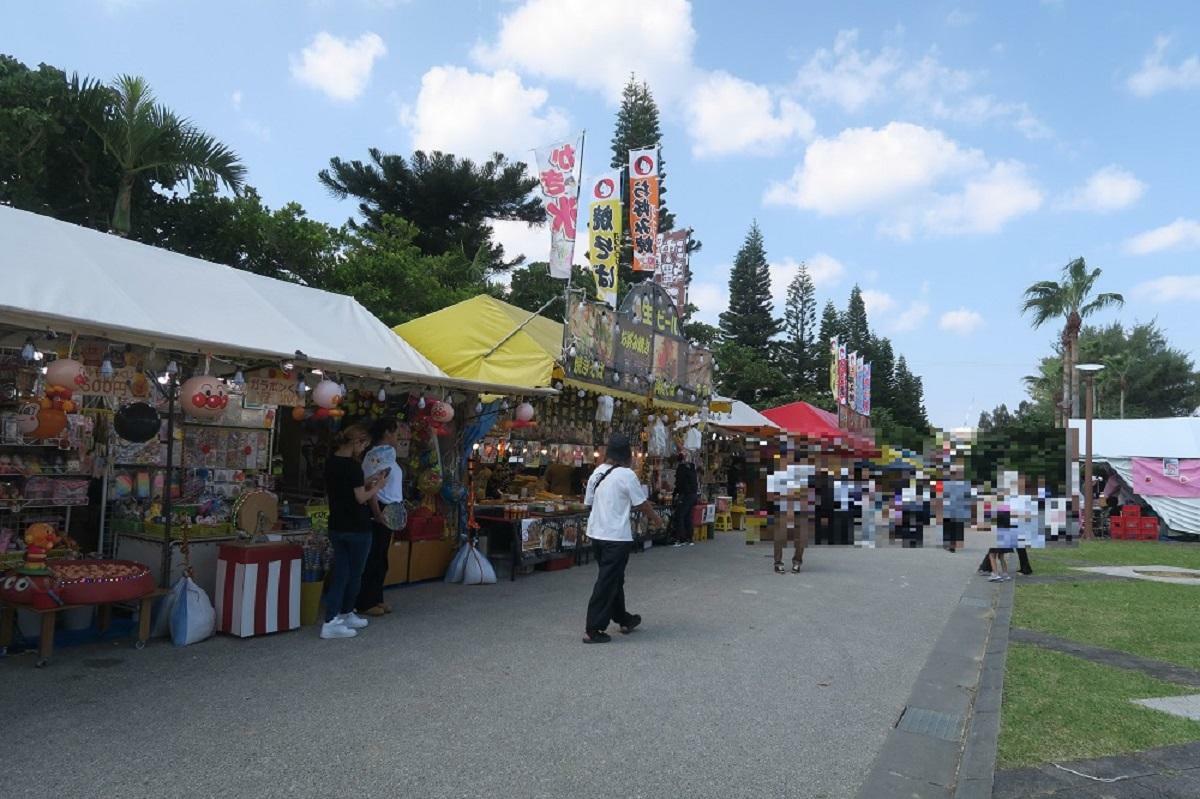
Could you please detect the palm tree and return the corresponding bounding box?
[79,75,245,234]
[1021,258,1124,424]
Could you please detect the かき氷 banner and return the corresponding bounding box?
[534,134,584,279]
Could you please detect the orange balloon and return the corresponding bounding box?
[290,406,307,421]
[30,408,67,439]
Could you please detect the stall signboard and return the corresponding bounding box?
[534,135,584,279]
[862,362,871,416]
[587,172,622,307]
[69,344,156,402]
[629,147,660,272]
[837,342,848,405]
[655,229,690,312]
[563,283,712,405]
[243,367,303,407]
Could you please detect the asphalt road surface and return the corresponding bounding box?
[1,529,987,799]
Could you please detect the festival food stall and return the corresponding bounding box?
[396,285,715,578]
[0,206,547,657]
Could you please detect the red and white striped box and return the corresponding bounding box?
[215,542,303,637]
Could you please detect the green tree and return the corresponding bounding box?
[892,355,929,430]
[780,263,817,397]
[78,74,245,234]
[868,335,896,413]
[319,148,542,274]
[0,56,120,229]
[1021,257,1124,423]
[506,261,593,318]
[683,320,720,349]
[323,215,490,327]
[719,222,779,351]
[609,75,672,231]
[133,181,339,287]
[814,300,843,409]
[842,285,871,355]
[716,341,788,407]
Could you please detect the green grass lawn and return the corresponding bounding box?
[1013,540,1200,670]
[998,644,1200,768]
[1025,539,1200,577]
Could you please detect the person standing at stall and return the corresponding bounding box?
[938,464,973,552]
[582,433,663,644]
[321,423,386,640]
[356,417,404,617]
[672,452,699,547]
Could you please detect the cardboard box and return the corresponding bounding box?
[408,539,452,582]
[384,539,411,586]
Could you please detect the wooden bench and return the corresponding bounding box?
[0,587,169,668]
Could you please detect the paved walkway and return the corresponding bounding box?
[0,531,985,799]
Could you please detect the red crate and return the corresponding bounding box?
[1109,518,1131,539]
[1121,505,1141,518]
[542,555,573,571]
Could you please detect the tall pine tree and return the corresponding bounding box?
[843,285,871,355]
[781,262,817,397]
[610,75,672,231]
[719,222,779,350]
[892,355,930,430]
[868,335,896,412]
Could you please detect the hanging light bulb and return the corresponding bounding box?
[99,357,115,379]
[378,386,387,402]
[577,389,585,398]
[20,337,36,362]
[554,381,563,391]
[165,360,179,376]
[418,395,426,409]
[297,376,309,394]
[231,369,246,387]
[475,401,483,413]
[568,344,577,357]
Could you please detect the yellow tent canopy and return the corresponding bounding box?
[396,294,700,411]
[395,295,562,390]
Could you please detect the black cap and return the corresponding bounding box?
[606,433,633,465]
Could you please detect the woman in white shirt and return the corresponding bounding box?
[582,433,663,644]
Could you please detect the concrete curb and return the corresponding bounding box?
[855,573,1014,799]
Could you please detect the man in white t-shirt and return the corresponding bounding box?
[582,433,663,644]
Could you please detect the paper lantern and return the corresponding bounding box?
[515,402,535,422]
[29,408,67,439]
[180,375,230,420]
[45,358,86,390]
[113,402,161,443]
[430,400,454,423]
[313,379,344,410]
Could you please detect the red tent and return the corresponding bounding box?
[760,401,876,456]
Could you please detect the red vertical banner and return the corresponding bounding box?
[837,343,848,405]
[628,147,659,272]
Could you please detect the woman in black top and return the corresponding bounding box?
[321,423,386,639]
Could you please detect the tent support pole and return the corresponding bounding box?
[483,297,559,361]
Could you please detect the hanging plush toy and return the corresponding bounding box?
[312,380,345,419]
[180,375,230,420]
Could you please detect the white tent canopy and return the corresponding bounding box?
[710,398,781,433]
[1069,417,1200,534]
[0,206,547,394]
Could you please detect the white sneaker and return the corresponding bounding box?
[987,574,1005,582]
[673,542,684,548]
[340,612,369,629]
[320,619,357,639]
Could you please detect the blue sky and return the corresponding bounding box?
[8,1,1200,427]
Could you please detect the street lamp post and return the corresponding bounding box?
[1077,363,1105,540]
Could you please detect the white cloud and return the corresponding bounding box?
[938,308,984,334]
[688,280,729,325]
[1123,218,1200,255]
[472,0,697,102]
[896,54,1050,139]
[916,160,1043,236]
[686,71,814,158]
[807,253,846,287]
[794,30,901,112]
[489,218,588,270]
[399,67,570,161]
[894,301,930,332]
[1127,36,1200,97]
[290,32,386,102]
[1131,275,1200,302]
[1057,165,1146,213]
[230,90,243,110]
[764,122,985,214]
[861,289,896,317]
[946,9,975,27]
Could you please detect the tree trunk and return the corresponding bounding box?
[1066,311,1082,419]
[111,172,135,236]
[1059,327,1072,426]
[1119,380,1126,419]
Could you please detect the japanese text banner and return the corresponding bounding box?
[628,147,659,272]
[655,229,690,312]
[587,172,622,307]
[534,134,583,279]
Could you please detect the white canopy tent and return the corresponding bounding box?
[709,398,781,434]
[1069,417,1200,534]
[0,206,549,395]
